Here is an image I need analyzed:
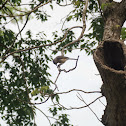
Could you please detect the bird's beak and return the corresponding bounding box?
[55,63,57,66]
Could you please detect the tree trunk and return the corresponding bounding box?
[94,1,126,126]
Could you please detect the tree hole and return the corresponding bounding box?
[103,41,125,70]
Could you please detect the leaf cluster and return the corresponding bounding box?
[0,28,53,125]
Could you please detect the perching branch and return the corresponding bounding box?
[57,56,79,72]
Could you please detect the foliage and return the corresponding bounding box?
[121,27,126,40]
[52,114,73,126]
[0,0,126,126]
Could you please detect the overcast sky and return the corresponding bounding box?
[0,0,124,126]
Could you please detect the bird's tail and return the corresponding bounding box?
[68,58,77,60]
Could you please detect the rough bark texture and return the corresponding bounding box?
[94,39,126,126]
[94,0,126,126]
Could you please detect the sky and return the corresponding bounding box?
[0,0,124,126]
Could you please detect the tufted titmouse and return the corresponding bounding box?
[53,55,77,66]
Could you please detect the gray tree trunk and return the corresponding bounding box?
[94,0,126,125]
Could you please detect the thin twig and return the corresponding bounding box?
[4,7,22,38]
[56,89,101,95]
[77,93,102,123]
[51,95,103,111]
[0,0,9,10]
[99,99,106,107]
[30,72,61,105]
[69,95,103,110]
[1,14,30,61]
[9,2,28,13]
[34,106,52,126]
[1,18,14,28]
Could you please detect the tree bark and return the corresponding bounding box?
[94,1,126,126]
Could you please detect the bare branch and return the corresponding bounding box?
[1,18,14,28]
[99,99,106,107]
[29,71,62,105]
[61,0,89,55]
[77,93,102,123]
[56,89,101,95]
[69,95,103,110]
[52,71,61,91]
[35,106,52,126]
[50,95,103,112]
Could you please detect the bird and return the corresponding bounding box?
[53,55,77,66]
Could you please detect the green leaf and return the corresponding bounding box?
[121,27,126,40]
[66,16,73,21]
[50,4,53,10]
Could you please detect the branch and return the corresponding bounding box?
[61,0,89,55]
[1,18,14,27]
[0,0,52,18]
[57,56,79,72]
[55,89,101,95]
[0,26,82,63]
[68,95,103,110]
[29,72,62,105]
[0,0,9,10]
[4,7,22,38]
[99,99,106,107]
[51,95,103,113]
[52,71,61,91]
[9,1,28,13]
[34,106,52,126]
[121,0,126,12]
[2,14,30,57]
[77,93,102,123]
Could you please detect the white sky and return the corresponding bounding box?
[0,0,124,126]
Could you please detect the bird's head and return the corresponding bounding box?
[53,59,57,66]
